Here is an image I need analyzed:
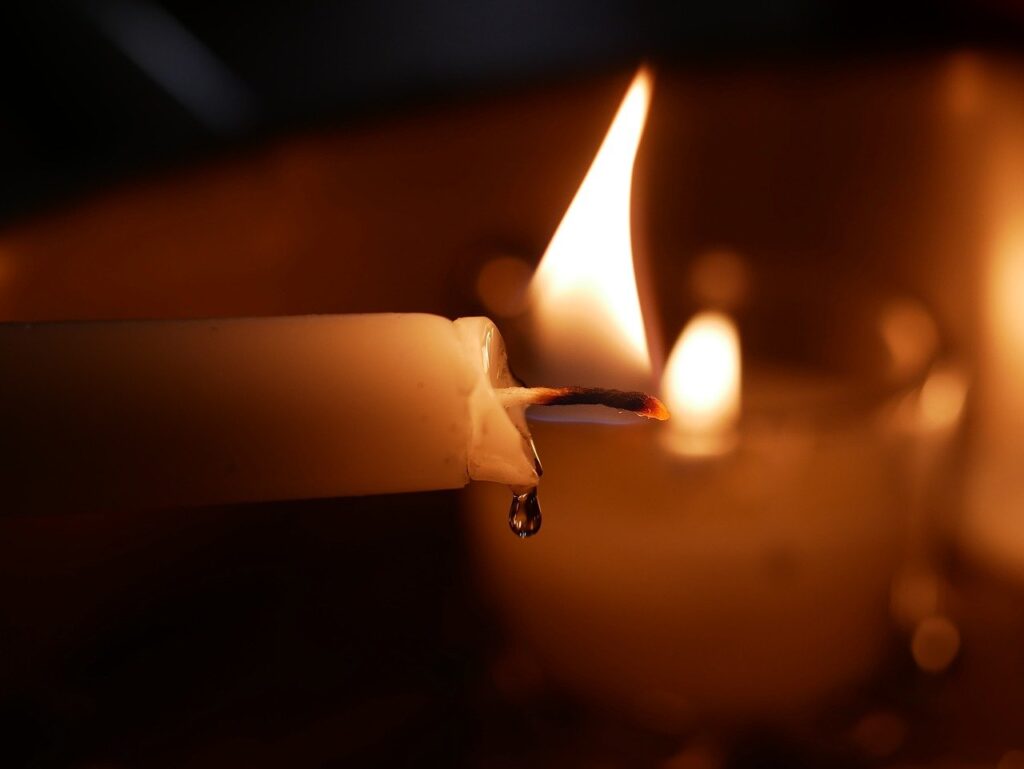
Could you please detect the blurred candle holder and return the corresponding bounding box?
[465,284,961,727]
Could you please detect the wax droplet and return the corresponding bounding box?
[509,488,542,538]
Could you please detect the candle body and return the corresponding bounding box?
[0,313,537,513]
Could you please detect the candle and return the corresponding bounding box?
[464,70,938,724]
[0,313,545,514]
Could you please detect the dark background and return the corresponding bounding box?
[1,1,1023,224]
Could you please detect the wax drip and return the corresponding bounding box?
[529,438,544,477]
[508,488,542,538]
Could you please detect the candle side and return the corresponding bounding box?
[0,313,538,513]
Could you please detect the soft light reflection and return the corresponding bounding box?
[964,117,1024,582]
[879,298,939,379]
[661,312,740,456]
[992,224,1024,353]
[530,70,653,387]
[890,568,942,629]
[944,51,984,119]
[689,248,750,310]
[910,615,960,673]
[476,255,533,318]
[986,124,1024,396]
[918,364,968,431]
[850,711,907,759]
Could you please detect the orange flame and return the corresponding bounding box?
[530,70,653,388]
[661,312,741,456]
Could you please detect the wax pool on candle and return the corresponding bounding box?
[0,314,540,513]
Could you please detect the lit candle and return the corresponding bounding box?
[465,70,936,723]
[0,313,663,515]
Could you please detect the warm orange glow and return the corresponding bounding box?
[476,255,533,318]
[944,51,984,119]
[879,298,939,379]
[991,219,1024,357]
[530,70,653,388]
[911,615,960,674]
[890,568,942,629]
[983,111,1024,425]
[918,364,968,431]
[660,312,741,456]
[689,248,750,310]
[963,84,1024,582]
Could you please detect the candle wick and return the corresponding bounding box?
[496,386,670,421]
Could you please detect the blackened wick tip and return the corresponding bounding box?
[540,386,670,421]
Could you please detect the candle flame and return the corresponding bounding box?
[530,69,653,388]
[661,312,741,456]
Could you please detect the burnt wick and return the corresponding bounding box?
[496,386,670,421]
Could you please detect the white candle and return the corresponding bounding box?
[0,313,540,513]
